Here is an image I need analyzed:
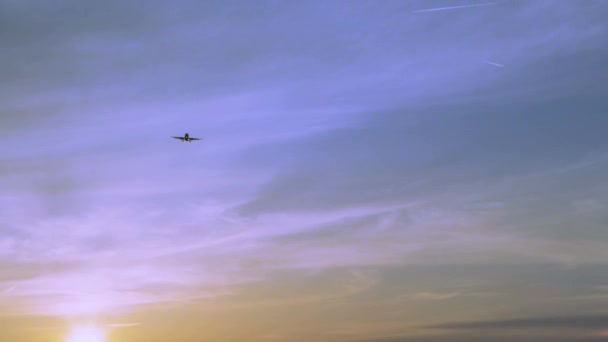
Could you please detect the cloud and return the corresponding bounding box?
[363,314,608,341]
[358,336,608,342]
[366,313,608,342]
[400,291,462,301]
[429,313,608,330]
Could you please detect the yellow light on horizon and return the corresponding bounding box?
[65,324,106,342]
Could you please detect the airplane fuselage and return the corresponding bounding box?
[173,133,200,142]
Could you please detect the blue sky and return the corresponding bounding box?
[1,1,608,341]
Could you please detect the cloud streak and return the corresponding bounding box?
[429,313,608,330]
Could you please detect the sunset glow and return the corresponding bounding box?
[65,325,105,342]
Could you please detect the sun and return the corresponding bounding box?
[65,324,106,342]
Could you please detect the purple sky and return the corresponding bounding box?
[1,1,608,341]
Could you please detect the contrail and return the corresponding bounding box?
[2,285,16,295]
[485,60,505,68]
[413,2,496,13]
[108,323,141,328]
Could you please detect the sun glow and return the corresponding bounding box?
[65,324,106,342]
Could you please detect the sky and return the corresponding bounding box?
[1,0,608,341]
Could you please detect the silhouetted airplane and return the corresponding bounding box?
[172,133,202,142]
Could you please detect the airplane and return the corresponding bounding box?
[172,133,202,142]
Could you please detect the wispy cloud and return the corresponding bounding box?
[429,313,608,330]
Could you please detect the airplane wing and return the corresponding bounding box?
[172,136,184,139]
[189,137,202,140]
